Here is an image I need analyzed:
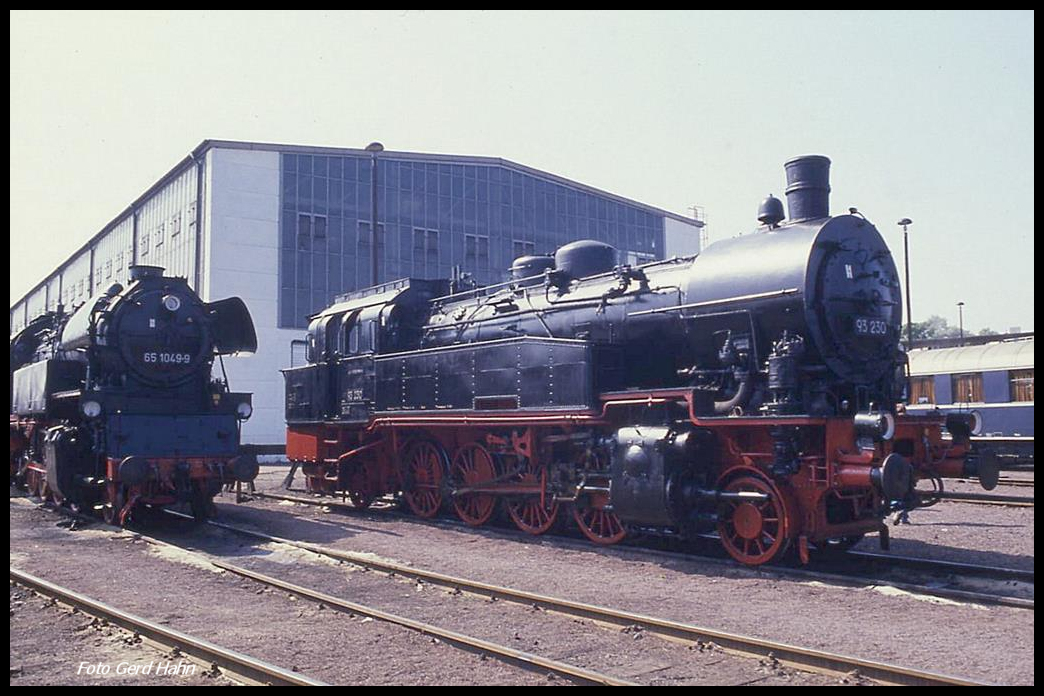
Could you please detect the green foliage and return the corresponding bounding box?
[907,315,999,340]
[909,315,960,340]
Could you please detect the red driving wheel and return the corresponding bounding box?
[450,443,497,527]
[401,441,446,518]
[505,456,558,535]
[717,474,792,565]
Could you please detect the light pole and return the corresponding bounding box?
[957,301,965,345]
[366,141,384,286]
[898,218,913,347]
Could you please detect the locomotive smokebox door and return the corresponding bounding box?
[609,426,675,527]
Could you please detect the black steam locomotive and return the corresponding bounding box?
[10,266,259,523]
[284,156,994,565]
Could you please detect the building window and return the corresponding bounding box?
[412,229,439,277]
[465,234,489,273]
[909,376,935,404]
[297,213,330,250]
[171,213,182,237]
[512,240,535,259]
[951,373,983,403]
[1010,369,1034,403]
[155,223,165,247]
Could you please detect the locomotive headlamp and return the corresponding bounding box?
[81,400,102,418]
[236,402,253,420]
[162,294,182,312]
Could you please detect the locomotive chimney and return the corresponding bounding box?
[783,155,831,222]
[129,265,165,282]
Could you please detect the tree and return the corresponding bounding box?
[908,315,961,340]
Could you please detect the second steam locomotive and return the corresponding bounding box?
[10,266,259,523]
[281,154,998,565]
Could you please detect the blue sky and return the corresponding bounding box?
[10,10,1034,332]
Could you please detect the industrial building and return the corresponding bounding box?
[10,140,704,445]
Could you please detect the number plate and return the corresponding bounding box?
[141,351,193,365]
[853,316,888,336]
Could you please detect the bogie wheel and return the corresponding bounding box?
[717,475,792,565]
[573,495,627,545]
[401,441,447,519]
[450,443,497,527]
[504,456,558,535]
[190,483,217,522]
[344,458,379,510]
[572,447,626,545]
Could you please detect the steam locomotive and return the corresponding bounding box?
[284,155,998,565]
[10,266,259,523]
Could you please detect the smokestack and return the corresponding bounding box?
[129,265,165,281]
[783,155,831,222]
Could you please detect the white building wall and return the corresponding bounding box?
[204,148,298,445]
[664,216,701,258]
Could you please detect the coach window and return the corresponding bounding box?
[909,376,935,404]
[951,372,983,403]
[1010,369,1034,402]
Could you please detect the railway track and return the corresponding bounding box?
[156,511,985,685]
[923,490,1034,507]
[11,497,632,686]
[246,490,1033,610]
[995,477,1033,488]
[9,567,327,686]
[13,495,1020,685]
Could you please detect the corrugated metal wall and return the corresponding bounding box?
[11,163,200,334]
[134,166,198,280]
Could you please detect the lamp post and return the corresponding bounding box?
[898,218,913,347]
[957,301,965,345]
[366,141,384,286]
